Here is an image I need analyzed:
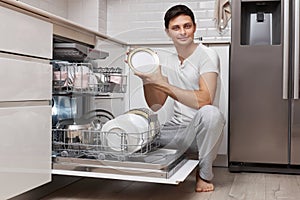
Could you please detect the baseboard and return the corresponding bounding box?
[229,162,300,174]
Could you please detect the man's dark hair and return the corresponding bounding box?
[164,4,196,29]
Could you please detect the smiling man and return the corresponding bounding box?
[133,4,225,192]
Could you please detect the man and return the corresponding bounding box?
[132,5,225,192]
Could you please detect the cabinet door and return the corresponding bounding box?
[207,44,230,156]
[0,6,52,58]
[0,105,51,200]
[0,54,51,102]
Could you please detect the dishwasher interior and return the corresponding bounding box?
[51,39,198,184]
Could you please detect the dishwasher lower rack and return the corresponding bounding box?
[52,128,160,160]
[51,128,198,181]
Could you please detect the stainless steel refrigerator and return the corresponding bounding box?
[229,0,300,172]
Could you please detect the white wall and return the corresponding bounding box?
[19,0,68,18]
[98,0,107,34]
[107,0,231,43]
[67,0,99,31]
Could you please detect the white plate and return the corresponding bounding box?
[101,113,149,153]
[126,108,159,140]
[127,47,159,74]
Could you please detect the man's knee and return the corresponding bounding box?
[196,105,225,125]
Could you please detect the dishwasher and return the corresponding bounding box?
[50,40,198,185]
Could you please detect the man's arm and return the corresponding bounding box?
[143,81,168,111]
[134,65,168,111]
[152,72,217,109]
[135,65,217,110]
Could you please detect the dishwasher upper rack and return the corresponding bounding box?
[52,62,127,94]
[52,126,160,161]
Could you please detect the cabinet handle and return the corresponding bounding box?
[283,0,289,99]
[294,0,300,99]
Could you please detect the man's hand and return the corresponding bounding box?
[134,65,167,86]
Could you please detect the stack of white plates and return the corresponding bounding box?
[101,113,149,153]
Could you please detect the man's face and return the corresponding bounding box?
[165,14,196,46]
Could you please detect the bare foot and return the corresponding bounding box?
[195,171,214,192]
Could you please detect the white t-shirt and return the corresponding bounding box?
[161,43,220,125]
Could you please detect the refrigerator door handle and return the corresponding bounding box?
[294,0,300,99]
[283,0,289,99]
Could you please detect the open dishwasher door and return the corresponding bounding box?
[52,148,198,185]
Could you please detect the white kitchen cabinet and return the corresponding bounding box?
[0,53,52,102]
[0,5,52,58]
[0,106,51,200]
[0,3,53,199]
[206,43,230,157]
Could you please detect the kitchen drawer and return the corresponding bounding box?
[0,6,52,59]
[0,105,51,200]
[0,54,51,101]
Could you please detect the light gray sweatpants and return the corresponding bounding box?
[159,105,225,181]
